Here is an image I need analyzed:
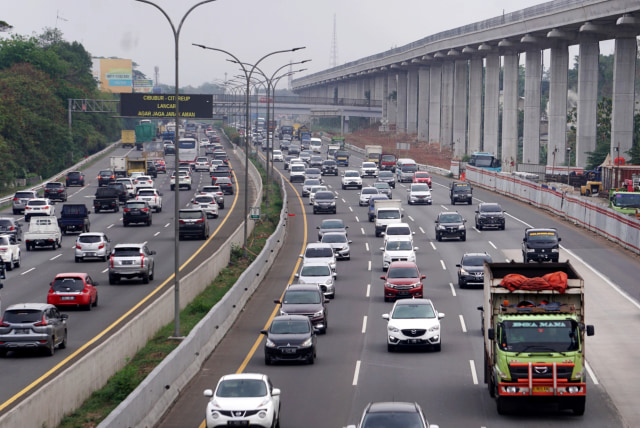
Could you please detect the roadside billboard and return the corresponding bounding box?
[97,58,133,93]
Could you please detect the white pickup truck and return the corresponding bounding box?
[135,188,163,212]
[24,216,62,251]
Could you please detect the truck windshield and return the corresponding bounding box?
[378,211,400,220]
[501,320,579,352]
[612,193,640,209]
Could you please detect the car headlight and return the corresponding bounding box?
[313,309,324,317]
[329,201,335,206]
[301,337,313,347]
[437,225,446,230]
[551,249,559,253]
[388,325,401,333]
[383,254,391,262]
[458,225,466,230]
[409,254,416,262]
[265,338,276,348]
[526,248,536,253]
[428,324,440,333]
[258,410,268,419]
[411,282,421,289]
[459,268,468,275]
[279,309,288,316]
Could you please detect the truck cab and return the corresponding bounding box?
[522,228,561,262]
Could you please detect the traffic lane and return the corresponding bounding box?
[155,164,311,428]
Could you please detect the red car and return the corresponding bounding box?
[154,159,166,173]
[47,272,99,310]
[413,171,432,188]
[381,261,425,302]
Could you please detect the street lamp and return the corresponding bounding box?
[136,0,217,339]
[193,43,305,255]
[566,147,572,185]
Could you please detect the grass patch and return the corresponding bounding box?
[57,157,282,428]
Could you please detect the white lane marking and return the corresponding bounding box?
[361,227,365,235]
[365,242,369,252]
[341,198,346,203]
[368,261,371,271]
[362,316,367,334]
[355,215,359,222]
[585,361,599,385]
[440,205,448,210]
[50,254,62,261]
[107,224,114,229]
[419,227,425,234]
[352,361,361,386]
[489,241,497,249]
[449,282,457,297]
[164,223,171,228]
[102,268,108,273]
[469,360,479,385]
[349,207,353,212]
[473,227,481,233]
[154,232,160,236]
[20,268,35,275]
[430,242,436,250]
[459,315,467,333]
[408,215,415,222]
[366,284,370,298]
[440,260,446,270]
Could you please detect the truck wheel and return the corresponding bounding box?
[572,397,586,415]
[496,396,510,415]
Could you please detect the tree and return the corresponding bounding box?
[584,97,612,170]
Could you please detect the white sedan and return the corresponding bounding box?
[341,170,362,190]
[189,195,219,218]
[203,373,281,428]
[24,198,55,222]
[0,234,21,271]
[272,150,284,162]
[360,161,379,177]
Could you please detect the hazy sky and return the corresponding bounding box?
[2,0,603,88]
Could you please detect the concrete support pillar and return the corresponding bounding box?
[363,78,371,105]
[483,53,500,156]
[576,37,599,168]
[523,48,542,164]
[548,43,569,166]
[611,37,637,162]
[502,52,519,172]
[407,68,419,134]
[373,75,383,103]
[468,57,483,154]
[441,61,454,149]
[417,67,430,140]
[356,78,365,101]
[382,75,389,127]
[387,73,397,128]
[396,70,408,133]
[349,80,358,100]
[453,59,468,158]
[428,63,442,143]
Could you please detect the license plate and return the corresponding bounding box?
[15,329,29,334]
[122,260,134,265]
[86,252,96,257]
[533,386,549,393]
[227,421,249,426]
[282,348,297,354]
[61,296,75,301]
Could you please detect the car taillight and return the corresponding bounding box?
[34,315,48,326]
[140,253,145,268]
[142,208,149,212]
[98,243,105,249]
[179,220,185,224]
[8,226,14,231]
[0,318,8,327]
[25,206,32,210]
[12,198,18,201]
[195,217,205,224]
[124,208,131,212]
[43,206,49,209]
[110,175,115,179]
[110,255,114,268]
[76,244,82,250]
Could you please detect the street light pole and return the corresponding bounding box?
[193,44,305,256]
[566,147,572,185]
[136,0,217,339]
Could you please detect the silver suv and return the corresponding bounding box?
[0,303,68,357]
[108,243,156,284]
[12,190,38,215]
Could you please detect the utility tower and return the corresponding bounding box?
[154,66,159,87]
[330,14,338,68]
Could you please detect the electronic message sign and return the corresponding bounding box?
[120,93,213,118]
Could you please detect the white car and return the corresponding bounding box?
[407,183,433,205]
[75,232,111,262]
[289,163,306,183]
[296,261,336,298]
[170,170,192,190]
[194,157,210,172]
[203,373,281,428]
[129,171,145,181]
[115,177,136,198]
[341,170,362,190]
[209,159,224,173]
[272,150,284,162]
[133,175,154,191]
[198,185,225,209]
[309,185,328,205]
[136,188,163,212]
[359,187,380,206]
[382,299,444,352]
[380,238,418,271]
[300,242,337,272]
[189,194,219,218]
[360,161,379,178]
[24,198,55,222]
[0,234,21,270]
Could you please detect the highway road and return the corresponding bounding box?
[0,132,251,411]
[156,143,634,428]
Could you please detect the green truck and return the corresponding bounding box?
[481,261,594,416]
[134,121,157,150]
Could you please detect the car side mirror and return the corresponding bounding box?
[558,237,562,242]
[150,251,156,255]
[406,189,410,192]
[380,276,385,280]
[488,328,495,340]
[260,329,268,335]
[94,281,100,286]
[412,231,416,235]
[294,273,299,278]
[299,254,303,258]
[316,226,320,229]
[60,314,69,320]
[456,264,461,268]
[421,275,426,279]
[382,314,389,321]
[586,325,595,336]
[438,312,445,319]
[203,389,213,398]
[475,210,479,213]
[348,240,353,244]
[523,237,527,242]
[272,388,281,397]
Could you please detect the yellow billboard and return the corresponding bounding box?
[99,59,132,94]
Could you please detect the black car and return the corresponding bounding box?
[275,283,328,333]
[0,217,22,243]
[178,208,210,240]
[65,171,85,187]
[284,155,296,170]
[351,401,433,428]
[313,191,337,214]
[260,315,317,365]
[522,228,561,262]
[434,211,466,241]
[123,201,152,226]
[97,169,115,187]
[44,182,68,202]
[456,252,492,288]
[146,161,158,178]
[475,202,506,230]
[321,160,338,176]
[450,181,473,205]
[106,182,128,204]
[164,143,176,155]
[215,177,234,195]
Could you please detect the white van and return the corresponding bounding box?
[310,138,323,153]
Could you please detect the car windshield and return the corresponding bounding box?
[304,180,321,187]
[284,289,323,305]
[113,248,142,257]
[378,211,400,220]
[3,309,43,324]
[300,265,331,277]
[322,234,347,243]
[270,319,311,334]
[195,196,214,203]
[386,240,413,251]
[52,277,85,292]
[126,202,147,209]
[310,186,327,193]
[0,236,10,245]
[439,214,462,223]
[305,247,333,258]
[526,231,558,243]
[216,379,267,398]
[362,412,424,427]
[501,319,579,353]
[481,204,502,213]
[306,169,320,174]
[315,192,334,200]
[387,227,410,235]
[291,165,305,172]
[15,192,35,198]
[321,220,344,230]
[28,200,47,206]
[78,235,103,244]
[379,172,393,178]
[180,211,204,220]
[0,219,14,228]
[412,184,429,192]
[402,165,418,172]
[392,303,435,319]
[463,255,492,266]
[99,170,112,175]
[363,163,376,168]
[388,267,419,278]
[345,172,359,177]
[375,183,389,189]
[362,188,378,195]
[415,172,430,178]
[138,190,155,196]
